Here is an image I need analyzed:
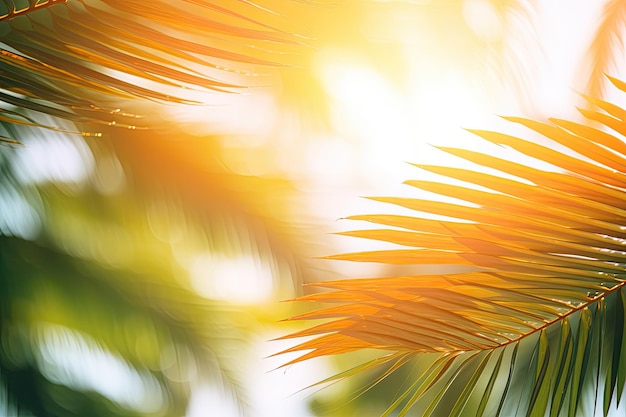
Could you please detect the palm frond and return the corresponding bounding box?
[0,0,67,23]
[0,0,314,138]
[486,0,542,111]
[277,76,626,416]
[584,0,626,99]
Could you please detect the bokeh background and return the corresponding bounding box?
[1,0,625,416]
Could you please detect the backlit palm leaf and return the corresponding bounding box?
[585,0,626,99]
[277,76,626,416]
[0,0,309,135]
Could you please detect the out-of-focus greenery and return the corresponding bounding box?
[0,1,322,415]
[0,118,311,415]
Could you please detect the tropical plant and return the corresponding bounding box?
[0,0,308,137]
[276,75,626,417]
[585,0,626,99]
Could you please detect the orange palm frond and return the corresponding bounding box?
[0,0,67,22]
[584,0,626,99]
[277,76,626,417]
[0,0,317,136]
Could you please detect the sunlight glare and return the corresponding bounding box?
[0,184,40,240]
[13,134,94,186]
[407,71,496,161]
[317,56,414,186]
[185,385,240,417]
[317,52,499,185]
[462,0,503,42]
[34,323,164,413]
[189,254,274,304]
[163,88,278,138]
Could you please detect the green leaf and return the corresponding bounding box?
[569,307,593,417]
[443,350,494,417]
[618,289,626,407]
[595,298,607,416]
[527,329,551,417]
[381,353,459,417]
[475,348,506,417]
[603,290,624,416]
[496,344,519,417]
[550,318,574,417]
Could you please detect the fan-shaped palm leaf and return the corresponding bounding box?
[277,76,626,417]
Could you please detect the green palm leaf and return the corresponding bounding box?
[277,76,626,416]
